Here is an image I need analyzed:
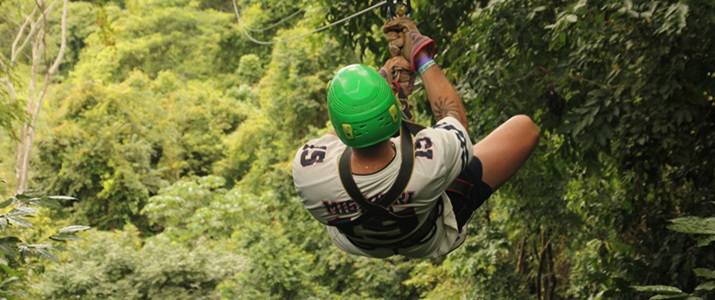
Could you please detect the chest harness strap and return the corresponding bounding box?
[336,119,474,250]
[336,122,442,249]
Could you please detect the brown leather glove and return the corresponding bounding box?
[382,17,435,71]
[379,56,415,97]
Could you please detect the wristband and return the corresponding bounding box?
[414,55,433,71]
[417,59,435,77]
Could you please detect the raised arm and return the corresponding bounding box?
[416,52,468,129]
[383,18,468,129]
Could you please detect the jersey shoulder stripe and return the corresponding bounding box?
[433,121,470,172]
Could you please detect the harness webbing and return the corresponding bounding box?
[336,123,415,228]
[334,117,475,250]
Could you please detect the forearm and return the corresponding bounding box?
[418,54,469,129]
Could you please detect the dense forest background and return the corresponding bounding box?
[1,0,714,299]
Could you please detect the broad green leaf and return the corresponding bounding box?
[649,294,691,299]
[667,217,715,235]
[695,281,715,291]
[6,216,33,228]
[8,207,37,216]
[47,195,77,202]
[13,194,30,201]
[696,235,715,247]
[34,248,60,263]
[0,244,18,255]
[15,189,43,201]
[49,233,84,241]
[26,243,53,249]
[0,237,22,244]
[0,198,13,208]
[632,285,684,294]
[58,225,92,233]
[0,276,18,288]
[33,198,63,209]
[694,268,715,279]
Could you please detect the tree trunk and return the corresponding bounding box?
[11,0,68,194]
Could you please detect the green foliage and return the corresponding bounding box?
[70,0,250,83]
[0,187,90,299]
[319,0,479,65]
[4,0,713,299]
[236,54,263,84]
[0,55,25,140]
[668,216,715,247]
[36,73,166,230]
[633,210,715,300]
[142,175,226,233]
[33,226,245,299]
[0,2,27,140]
[434,0,715,298]
[56,2,101,76]
[216,22,352,185]
[404,219,531,299]
[35,69,246,230]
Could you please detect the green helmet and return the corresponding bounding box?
[328,64,401,148]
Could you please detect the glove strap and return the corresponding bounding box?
[417,59,435,77]
[410,39,436,70]
[414,55,433,70]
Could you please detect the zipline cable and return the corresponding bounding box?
[232,0,387,45]
[242,9,303,32]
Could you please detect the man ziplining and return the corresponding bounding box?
[291,15,540,258]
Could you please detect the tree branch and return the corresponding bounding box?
[11,0,59,63]
[47,0,67,75]
[0,78,16,101]
[11,7,38,61]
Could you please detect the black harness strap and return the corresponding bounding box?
[335,118,472,250]
[337,122,443,249]
[337,124,414,224]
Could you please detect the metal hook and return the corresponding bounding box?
[386,0,412,20]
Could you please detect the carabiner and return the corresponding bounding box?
[386,0,412,20]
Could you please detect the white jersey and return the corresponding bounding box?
[292,117,473,258]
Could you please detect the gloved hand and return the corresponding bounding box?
[382,17,435,71]
[379,56,415,97]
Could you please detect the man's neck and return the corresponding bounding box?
[351,140,395,174]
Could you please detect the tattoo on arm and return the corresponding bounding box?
[431,96,461,120]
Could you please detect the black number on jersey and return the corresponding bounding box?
[300,145,327,166]
[415,137,433,159]
[361,208,419,241]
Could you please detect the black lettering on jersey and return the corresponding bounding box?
[394,191,415,205]
[415,137,433,159]
[300,144,327,167]
[323,191,414,217]
[362,207,419,240]
[367,193,383,204]
[322,200,360,215]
